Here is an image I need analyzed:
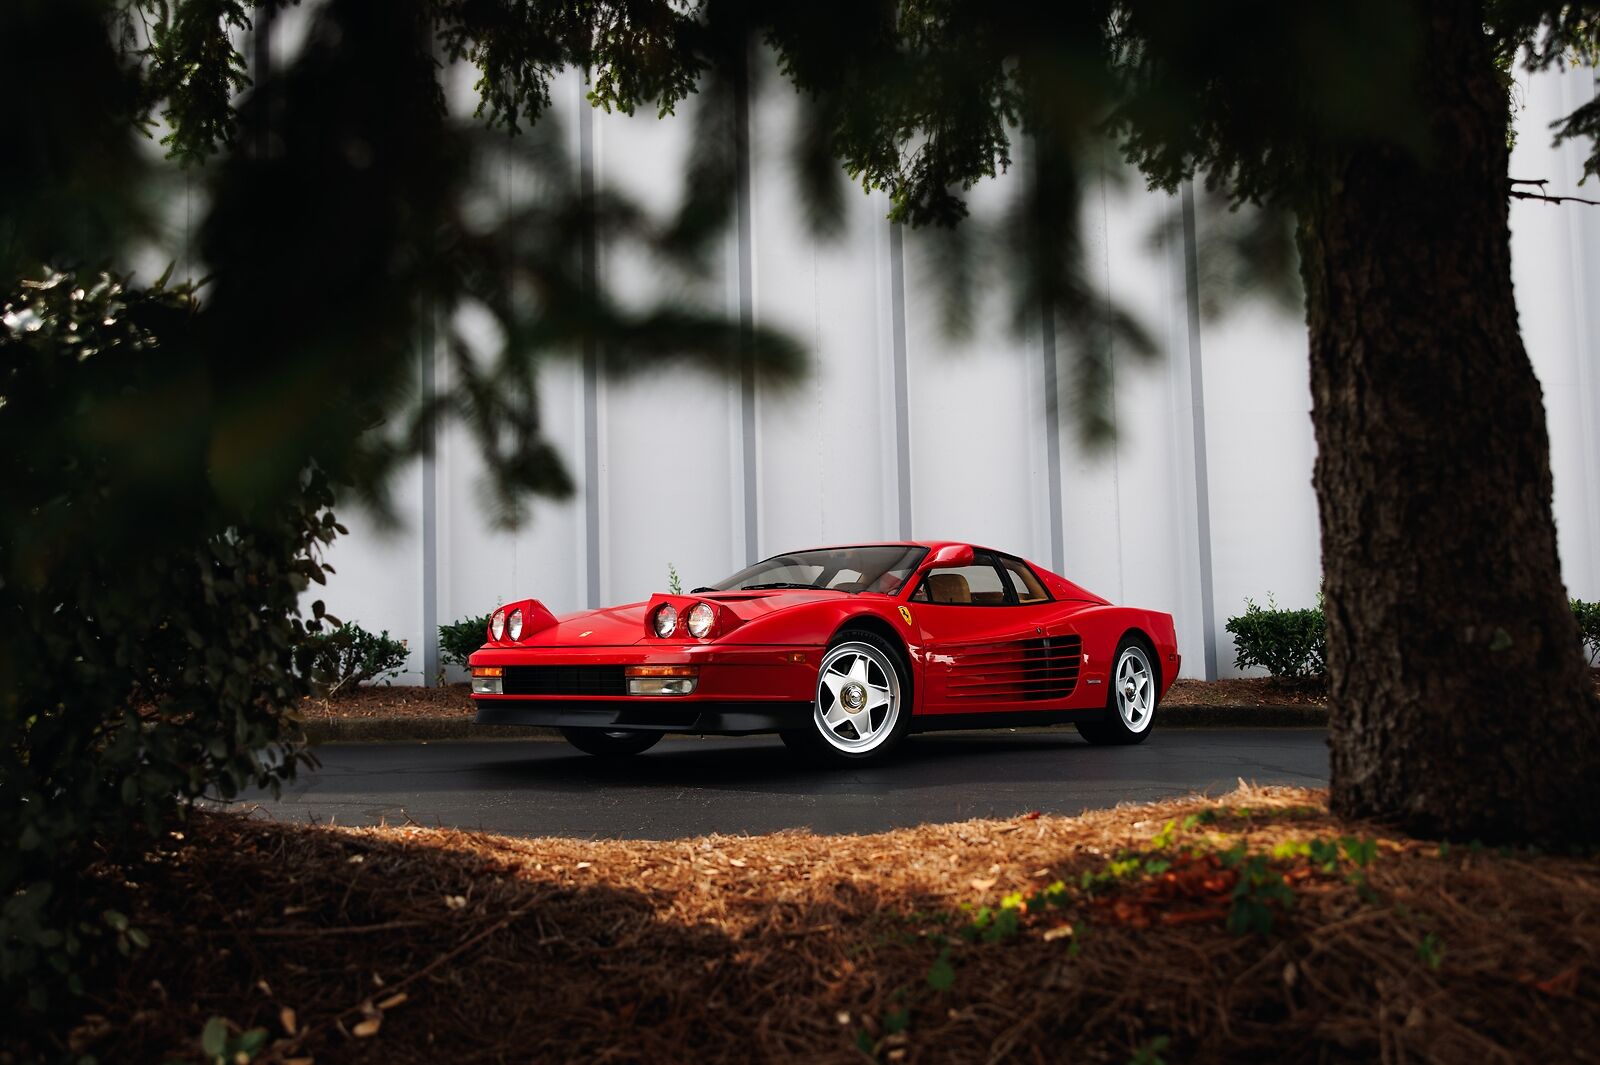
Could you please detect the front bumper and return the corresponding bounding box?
[474,699,813,734]
[468,643,820,734]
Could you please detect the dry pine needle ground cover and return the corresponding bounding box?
[299,679,1333,723]
[54,786,1600,1064]
[299,672,1600,721]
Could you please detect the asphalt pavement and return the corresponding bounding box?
[235,728,1329,840]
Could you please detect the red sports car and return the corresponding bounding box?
[469,542,1178,763]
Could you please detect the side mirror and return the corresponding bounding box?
[927,544,975,568]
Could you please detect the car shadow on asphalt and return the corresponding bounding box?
[466,729,1102,795]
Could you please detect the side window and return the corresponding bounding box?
[921,558,1009,605]
[1000,557,1051,604]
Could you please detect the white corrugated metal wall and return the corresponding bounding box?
[253,61,1600,684]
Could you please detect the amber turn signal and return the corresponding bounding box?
[624,664,697,695]
[624,665,697,678]
[471,666,504,677]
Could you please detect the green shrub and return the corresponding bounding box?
[300,623,409,696]
[0,272,340,1020]
[440,613,491,667]
[1573,599,1600,666]
[1225,594,1326,679]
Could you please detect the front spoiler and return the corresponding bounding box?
[474,699,813,735]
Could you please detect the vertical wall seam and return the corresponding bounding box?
[579,78,602,609]
[889,223,913,539]
[1566,70,1600,593]
[1180,181,1219,680]
[735,63,759,565]
[1041,310,1065,574]
[419,319,439,686]
[1099,172,1126,604]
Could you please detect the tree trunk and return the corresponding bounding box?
[1299,0,1600,843]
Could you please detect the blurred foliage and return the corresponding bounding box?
[1572,599,1600,665]
[439,614,492,668]
[0,272,336,1016]
[4,0,1600,1027]
[1225,595,1327,680]
[300,622,410,696]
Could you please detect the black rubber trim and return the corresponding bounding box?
[474,700,814,735]
[908,708,1108,732]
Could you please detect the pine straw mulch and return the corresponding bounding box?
[302,672,1600,721]
[62,786,1600,1065]
[302,679,1332,722]
[295,684,473,721]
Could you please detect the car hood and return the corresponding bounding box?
[525,589,859,647]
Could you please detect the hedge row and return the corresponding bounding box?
[1226,595,1600,679]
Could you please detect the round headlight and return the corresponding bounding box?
[491,608,507,641]
[687,602,715,639]
[508,608,524,641]
[653,604,679,637]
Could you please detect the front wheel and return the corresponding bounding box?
[780,632,911,764]
[560,728,663,757]
[1076,638,1159,745]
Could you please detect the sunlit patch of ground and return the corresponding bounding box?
[59,786,1600,1064]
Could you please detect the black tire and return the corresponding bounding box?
[1076,635,1160,746]
[559,728,663,757]
[781,629,912,765]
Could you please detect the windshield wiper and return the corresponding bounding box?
[689,586,716,593]
[740,582,819,591]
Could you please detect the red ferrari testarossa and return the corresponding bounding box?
[469,542,1178,762]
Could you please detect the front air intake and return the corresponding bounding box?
[502,665,627,697]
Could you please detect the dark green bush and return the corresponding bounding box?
[1573,600,1600,666]
[1225,595,1326,680]
[439,614,491,668]
[301,623,410,696]
[0,273,341,1020]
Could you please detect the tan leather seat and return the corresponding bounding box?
[927,572,973,604]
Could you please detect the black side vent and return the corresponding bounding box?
[1020,635,1082,700]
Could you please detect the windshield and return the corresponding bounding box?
[707,545,929,595]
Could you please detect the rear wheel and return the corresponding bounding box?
[560,728,663,757]
[780,631,911,764]
[1076,637,1159,745]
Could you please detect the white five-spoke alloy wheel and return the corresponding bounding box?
[813,640,901,754]
[1114,643,1156,734]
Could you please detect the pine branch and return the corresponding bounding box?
[1508,178,1600,207]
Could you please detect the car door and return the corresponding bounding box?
[907,551,1070,715]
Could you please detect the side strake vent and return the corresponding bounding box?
[947,635,1082,702]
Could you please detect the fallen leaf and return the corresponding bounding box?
[352,1016,381,1038]
[1042,925,1075,942]
[279,1006,297,1035]
[378,992,408,1011]
[576,862,592,870]
[969,876,998,891]
[729,858,747,868]
[346,855,364,864]
[1534,964,1582,997]
[443,895,467,910]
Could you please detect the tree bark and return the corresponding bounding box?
[1299,0,1600,843]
